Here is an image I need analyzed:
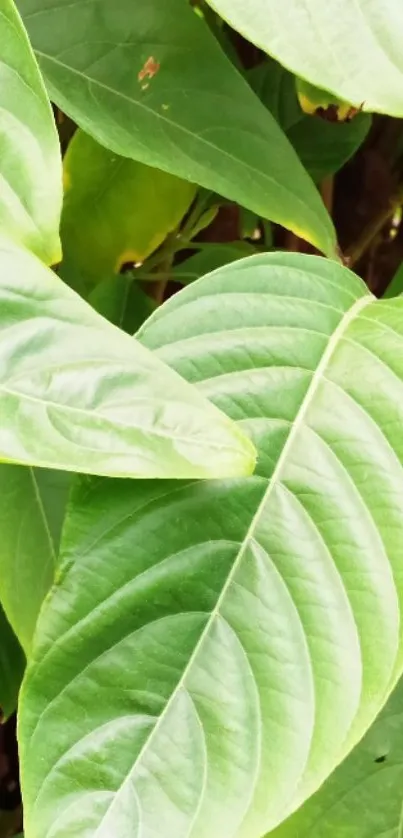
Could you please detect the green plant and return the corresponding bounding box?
[2,1,403,837]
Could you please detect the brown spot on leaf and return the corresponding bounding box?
[138,56,160,83]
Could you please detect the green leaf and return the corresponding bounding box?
[174,242,257,285]
[0,0,62,264]
[250,60,371,182]
[89,275,156,333]
[206,0,403,118]
[384,261,403,299]
[0,464,70,654]
[61,131,196,286]
[0,238,254,479]
[0,605,25,719]
[269,676,403,838]
[19,253,403,838]
[18,0,336,256]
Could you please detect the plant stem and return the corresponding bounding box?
[345,181,403,267]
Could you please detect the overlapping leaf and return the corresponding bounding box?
[0,0,62,263]
[61,131,196,286]
[17,0,335,255]
[0,464,70,654]
[19,253,403,838]
[0,238,254,479]
[250,60,371,182]
[207,0,403,117]
[0,605,25,718]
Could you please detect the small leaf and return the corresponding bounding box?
[18,0,336,256]
[0,464,70,654]
[0,238,255,479]
[383,261,403,298]
[206,0,403,117]
[19,253,403,838]
[61,131,196,286]
[269,675,403,838]
[0,0,62,263]
[250,60,371,182]
[0,605,25,719]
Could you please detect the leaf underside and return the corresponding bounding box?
[19,253,403,838]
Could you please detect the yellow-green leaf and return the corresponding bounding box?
[61,131,196,284]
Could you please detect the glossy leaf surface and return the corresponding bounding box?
[207,0,403,117]
[0,239,254,479]
[270,676,403,838]
[20,253,403,838]
[0,605,25,719]
[61,131,196,285]
[0,0,62,263]
[0,464,69,654]
[18,0,335,255]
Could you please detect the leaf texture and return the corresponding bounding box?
[19,253,403,838]
[0,0,62,263]
[0,239,254,479]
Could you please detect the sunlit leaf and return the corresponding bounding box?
[0,0,62,263]
[207,0,403,117]
[19,253,403,838]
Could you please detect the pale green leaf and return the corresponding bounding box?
[0,605,25,719]
[0,0,62,263]
[61,131,196,286]
[19,253,403,838]
[269,676,403,838]
[0,238,254,479]
[0,465,69,654]
[207,0,403,117]
[17,0,336,256]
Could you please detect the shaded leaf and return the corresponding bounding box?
[89,274,155,333]
[0,464,69,654]
[207,0,403,117]
[19,253,403,838]
[250,60,371,182]
[174,242,257,284]
[0,605,25,719]
[0,238,254,479]
[269,676,403,838]
[61,131,196,286]
[0,0,62,263]
[18,0,336,255]
[383,261,403,298]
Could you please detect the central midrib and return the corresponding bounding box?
[88,291,374,834]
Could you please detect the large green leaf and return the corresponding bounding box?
[0,605,25,719]
[19,253,403,838]
[0,238,254,479]
[0,465,70,654]
[249,60,371,182]
[17,0,335,256]
[269,676,403,838]
[207,0,403,118]
[61,131,196,286]
[0,0,62,263]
